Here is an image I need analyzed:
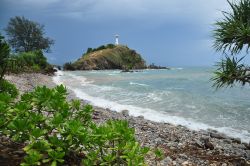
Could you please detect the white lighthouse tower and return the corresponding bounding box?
[115,34,119,45]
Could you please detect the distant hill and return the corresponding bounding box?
[63,44,147,70]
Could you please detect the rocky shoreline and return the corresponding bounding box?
[3,73,250,166]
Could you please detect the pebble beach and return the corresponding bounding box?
[3,73,250,166]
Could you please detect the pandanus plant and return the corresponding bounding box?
[213,0,250,88]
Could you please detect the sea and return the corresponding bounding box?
[53,67,250,143]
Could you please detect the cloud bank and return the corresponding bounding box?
[3,0,229,23]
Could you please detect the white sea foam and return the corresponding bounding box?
[67,73,94,85]
[52,70,250,143]
[166,87,184,90]
[72,88,250,143]
[89,71,98,73]
[52,70,64,84]
[147,93,162,102]
[95,85,119,91]
[129,82,149,87]
[53,70,94,86]
[171,67,183,70]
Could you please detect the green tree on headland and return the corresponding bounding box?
[213,0,250,88]
[5,16,54,53]
[86,47,93,54]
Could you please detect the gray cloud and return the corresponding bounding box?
[3,0,60,8]
[3,0,230,23]
[65,0,229,23]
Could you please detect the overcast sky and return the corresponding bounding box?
[1,0,249,66]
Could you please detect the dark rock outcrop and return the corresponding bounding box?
[147,63,169,69]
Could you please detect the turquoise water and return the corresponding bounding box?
[53,67,250,143]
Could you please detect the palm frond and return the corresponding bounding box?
[212,56,250,88]
[213,0,250,55]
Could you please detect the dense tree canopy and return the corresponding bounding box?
[213,0,250,88]
[5,16,54,53]
[0,34,10,80]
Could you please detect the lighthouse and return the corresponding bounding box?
[115,34,119,45]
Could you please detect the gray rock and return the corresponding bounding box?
[154,138,162,144]
[121,110,129,117]
[206,151,213,155]
[201,132,210,136]
[137,115,144,119]
[246,150,250,160]
[233,143,246,149]
[161,156,173,165]
[181,161,189,166]
[231,137,241,144]
[179,154,188,159]
[210,132,227,139]
[243,142,250,150]
[178,143,184,148]
[204,139,214,150]
[195,140,204,148]
[201,136,210,141]
[176,158,185,164]
[167,142,174,147]
[159,133,168,139]
[224,139,232,144]
[207,129,218,133]
[215,145,223,150]
[105,108,112,112]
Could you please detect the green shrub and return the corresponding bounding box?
[0,79,18,98]
[10,50,52,74]
[63,62,75,71]
[88,44,116,53]
[106,44,115,49]
[32,64,41,72]
[0,85,149,165]
[43,64,56,74]
[86,47,93,54]
[95,45,106,51]
[34,50,48,68]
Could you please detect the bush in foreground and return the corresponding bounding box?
[0,79,18,98]
[0,84,150,165]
